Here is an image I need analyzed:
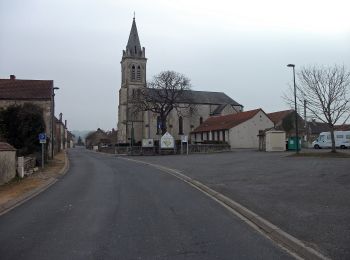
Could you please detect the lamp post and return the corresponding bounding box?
[287,64,299,153]
[51,86,59,159]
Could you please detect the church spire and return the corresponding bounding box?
[125,17,143,57]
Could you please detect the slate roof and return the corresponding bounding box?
[192,109,262,133]
[0,142,16,151]
[0,79,53,100]
[267,109,294,125]
[147,88,242,107]
[187,90,241,106]
[125,18,142,57]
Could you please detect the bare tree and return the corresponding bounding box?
[284,65,350,152]
[131,70,196,135]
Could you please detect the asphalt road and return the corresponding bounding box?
[133,150,350,259]
[0,148,293,260]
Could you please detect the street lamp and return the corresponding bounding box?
[287,64,299,153]
[51,86,59,159]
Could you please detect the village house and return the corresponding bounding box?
[117,18,243,144]
[267,109,306,138]
[0,75,56,157]
[191,109,274,149]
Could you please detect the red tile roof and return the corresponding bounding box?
[192,109,262,133]
[0,142,16,151]
[0,79,53,100]
[335,124,350,131]
[267,109,294,124]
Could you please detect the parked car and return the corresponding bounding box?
[312,131,350,149]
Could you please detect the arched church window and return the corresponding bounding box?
[156,116,161,135]
[131,65,136,80]
[137,66,141,81]
[134,46,137,55]
[178,116,183,135]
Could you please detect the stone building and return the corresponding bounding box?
[0,75,55,157]
[117,18,243,144]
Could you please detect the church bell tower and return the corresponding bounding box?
[117,17,147,144]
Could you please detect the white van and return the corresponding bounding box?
[312,131,350,149]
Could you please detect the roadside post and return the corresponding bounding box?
[39,133,46,168]
[181,135,188,155]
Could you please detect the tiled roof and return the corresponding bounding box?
[192,109,262,133]
[0,142,16,151]
[307,121,330,134]
[267,109,294,124]
[335,124,350,131]
[0,79,53,100]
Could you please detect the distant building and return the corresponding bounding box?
[267,109,306,138]
[117,18,243,144]
[191,109,274,149]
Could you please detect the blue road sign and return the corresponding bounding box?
[39,133,46,144]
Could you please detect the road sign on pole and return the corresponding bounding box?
[39,133,46,144]
[39,133,46,168]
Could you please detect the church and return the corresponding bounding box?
[117,18,243,144]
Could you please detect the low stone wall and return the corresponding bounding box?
[0,151,17,185]
[99,144,231,155]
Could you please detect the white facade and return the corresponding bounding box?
[228,110,274,149]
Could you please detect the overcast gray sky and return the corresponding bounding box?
[1,0,349,131]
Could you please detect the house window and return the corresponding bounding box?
[201,132,203,141]
[222,130,225,142]
[137,66,141,81]
[206,132,209,140]
[131,65,136,80]
[178,116,183,135]
[200,117,203,124]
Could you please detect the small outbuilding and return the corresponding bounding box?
[0,142,17,185]
[265,130,286,152]
[191,108,274,149]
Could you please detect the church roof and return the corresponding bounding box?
[147,88,242,106]
[192,109,262,133]
[187,90,241,106]
[125,18,142,57]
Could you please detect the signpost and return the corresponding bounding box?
[39,133,46,168]
[181,135,189,155]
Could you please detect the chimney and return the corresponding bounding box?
[65,120,67,128]
[59,113,63,122]
[10,75,16,80]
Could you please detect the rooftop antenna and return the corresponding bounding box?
[133,11,135,19]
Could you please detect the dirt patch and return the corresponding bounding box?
[0,152,66,207]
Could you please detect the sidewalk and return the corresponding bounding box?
[0,151,69,215]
